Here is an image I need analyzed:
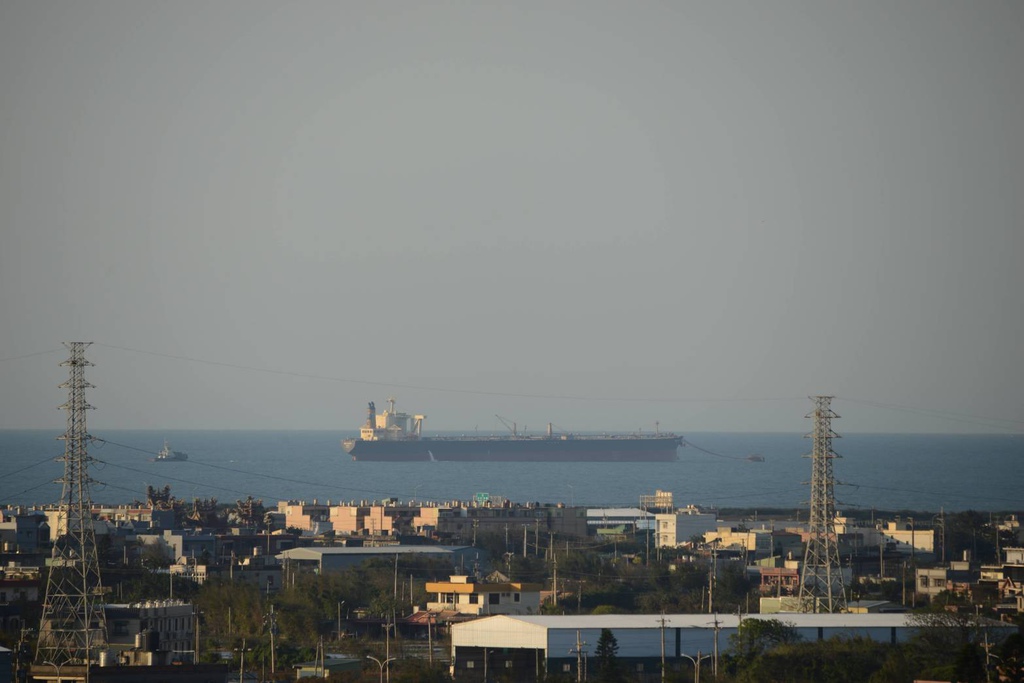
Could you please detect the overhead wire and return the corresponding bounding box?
[680,438,760,461]
[89,457,284,502]
[836,396,1023,432]
[0,453,61,478]
[89,437,428,501]
[836,481,1022,507]
[92,342,805,405]
[0,347,64,363]
[0,479,59,505]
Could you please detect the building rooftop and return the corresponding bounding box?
[280,545,472,556]
[467,613,935,630]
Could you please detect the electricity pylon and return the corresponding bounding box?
[798,395,847,613]
[36,342,107,669]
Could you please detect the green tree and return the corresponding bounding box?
[995,632,1024,682]
[868,644,920,683]
[951,642,985,683]
[732,636,894,683]
[730,617,801,661]
[594,628,623,683]
[391,660,453,683]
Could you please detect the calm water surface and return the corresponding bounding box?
[0,430,1020,513]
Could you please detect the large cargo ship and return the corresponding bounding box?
[342,399,682,462]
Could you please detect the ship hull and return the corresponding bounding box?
[342,436,681,462]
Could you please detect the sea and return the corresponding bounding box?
[0,430,1020,514]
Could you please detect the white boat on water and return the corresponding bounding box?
[153,440,188,462]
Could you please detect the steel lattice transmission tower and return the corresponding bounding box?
[36,342,107,668]
[798,395,847,613]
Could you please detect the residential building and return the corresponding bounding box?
[104,600,196,665]
[0,509,47,554]
[654,507,718,548]
[704,526,775,560]
[425,575,542,616]
[916,556,979,601]
[279,501,332,533]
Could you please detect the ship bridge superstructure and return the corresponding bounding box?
[360,398,425,442]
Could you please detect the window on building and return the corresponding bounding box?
[636,663,644,672]
[488,593,500,605]
[466,661,475,669]
[469,595,479,604]
[113,621,129,636]
[562,664,571,673]
[513,593,520,602]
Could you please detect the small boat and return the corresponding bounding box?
[153,440,188,462]
[746,453,765,462]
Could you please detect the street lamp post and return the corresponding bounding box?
[366,655,396,683]
[680,651,711,683]
[235,639,252,683]
[43,660,63,683]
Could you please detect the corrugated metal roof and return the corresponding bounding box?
[586,508,649,517]
[451,613,1017,655]
[461,613,920,630]
[280,545,471,556]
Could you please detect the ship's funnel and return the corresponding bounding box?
[367,402,376,429]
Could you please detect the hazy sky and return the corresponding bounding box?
[1,2,1021,434]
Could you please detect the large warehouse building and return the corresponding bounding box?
[449,613,1014,681]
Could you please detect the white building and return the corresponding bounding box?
[450,613,1014,682]
[655,507,718,548]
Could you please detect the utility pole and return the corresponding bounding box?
[712,613,721,679]
[879,536,884,579]
[910,518,917,607]
[659,613,670,683]
[569,630,588,683]
[427,613,433,666]
[385,620,392,683]
[798,396,847,613]
[553,555,558,607]
[708,544,717,614]
[267,603,277,676]
[239,638,247,683]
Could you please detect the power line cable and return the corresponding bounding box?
[92,342,803,404]
[836,481,1021,506]
[0,479,59,504]
[0,348,64,363]
[89,344,1024,433]
[90,437,426,500]
[837,396,1024,431]
[0,454,61,479]
[90,457,285,502]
